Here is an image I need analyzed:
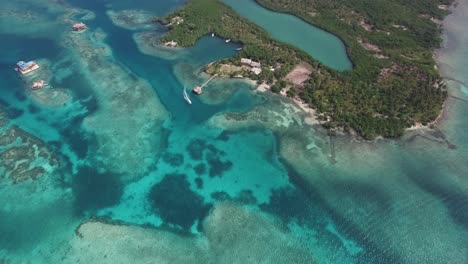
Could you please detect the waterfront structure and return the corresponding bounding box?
[193,86,203,95]
[32,80,46,89]
[15,61,39,75]
[250,61,261,68]
[192,74,218,95]
[72,22,87,31]
[165,40,178,47]
[240,58,261,68]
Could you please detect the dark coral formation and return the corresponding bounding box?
[259,187,312,222]
[148,173,211,231]
[207,155,232,178]
[162,152,184,167]
[72,166,124,214]
[186,138,233,178]
[236,189,257,204]
[211,191,231,201]
[194,177,203,189]
[193,163,206,175]
[186,139,206,160]
[216,130,231,141]
[0,116,59,183]
[210,190,258,204]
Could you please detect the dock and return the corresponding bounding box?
[192,74,218,95]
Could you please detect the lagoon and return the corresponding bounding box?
[223,0,353,70]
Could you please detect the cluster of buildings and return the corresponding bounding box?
[13,22,87,90]
[240,58,262,75]
[15,61,39,75]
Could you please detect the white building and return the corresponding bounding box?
[250,61,261,68]
[251,67,262,75]
[241,58,252,65]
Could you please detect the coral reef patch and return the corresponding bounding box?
[148,173,211,231]
[0,108,59,183]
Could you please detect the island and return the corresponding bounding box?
[157,0,452,139]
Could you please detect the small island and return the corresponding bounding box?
[158,0,452,139]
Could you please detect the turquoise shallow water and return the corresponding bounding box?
[223,0,353,70]
[1,0,468,263]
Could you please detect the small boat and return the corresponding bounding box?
[183,86,192,104]
[211,33,215,37]
[225,39,231,43]
[236,47,243,51]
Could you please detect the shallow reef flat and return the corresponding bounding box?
[279,130,468,263]
[62,25,168,181]
[62,202,316,264]
[107,9,155,31]
[206,75,468,263]
[0,0,70,38]
[18,59,73,108]
[208,94,319,134]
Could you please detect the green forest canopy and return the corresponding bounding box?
[161,0,453,139]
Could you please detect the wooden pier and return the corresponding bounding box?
[193,74,218,95]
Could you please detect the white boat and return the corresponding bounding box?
[183,86,192,104]
[225,39,231,43]
[212,33,215,37]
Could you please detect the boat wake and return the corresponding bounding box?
[183,85,192,105]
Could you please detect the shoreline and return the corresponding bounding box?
[158,0,457,139]
[206,69,322,126]
[405,0,464,147]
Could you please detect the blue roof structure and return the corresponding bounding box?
[17,61,35,70]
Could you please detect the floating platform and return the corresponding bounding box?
[15,61,39,75]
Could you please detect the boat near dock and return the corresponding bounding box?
[225,39,231,43]
[15,61,39,75]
